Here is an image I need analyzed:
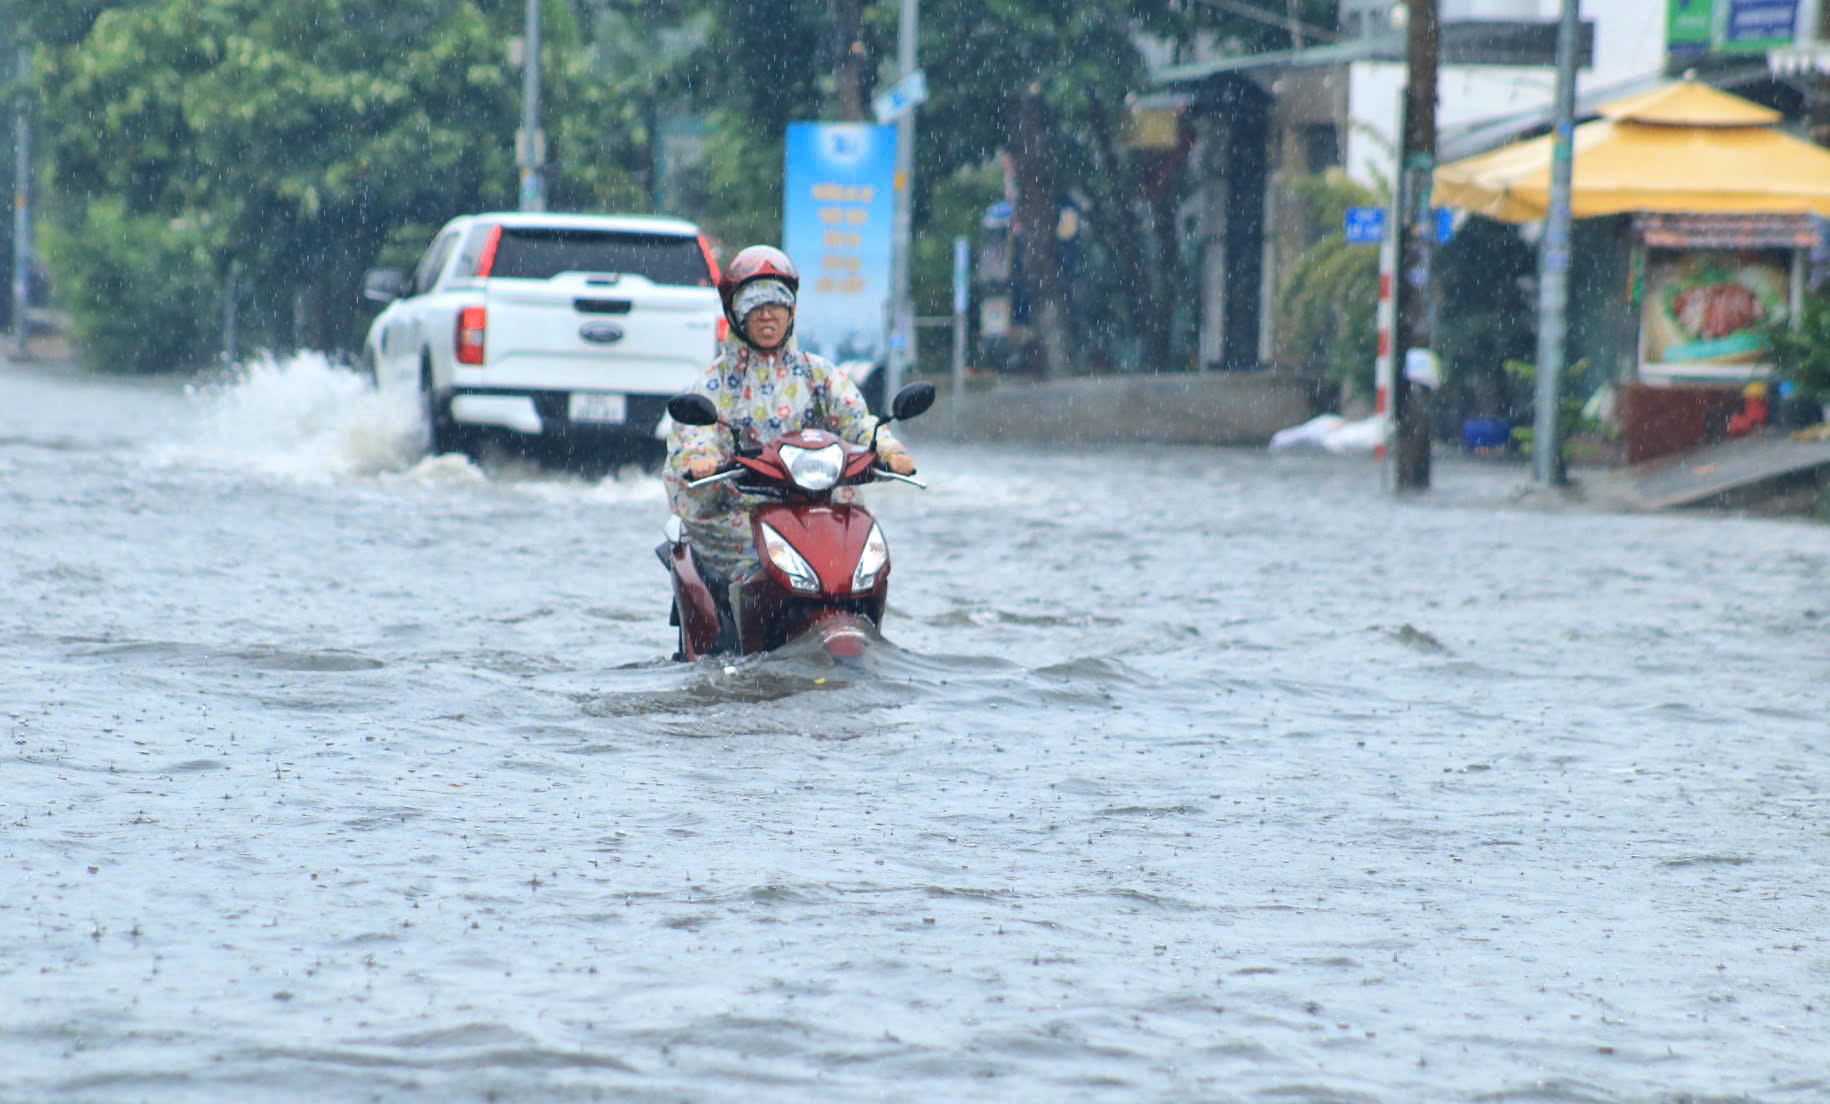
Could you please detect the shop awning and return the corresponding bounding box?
[1433,81,1830,223]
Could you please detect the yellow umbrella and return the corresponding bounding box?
[1434,81,1830,223]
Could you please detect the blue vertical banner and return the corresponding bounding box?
[783,123,897,363]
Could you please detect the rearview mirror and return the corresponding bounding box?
[667,393,721,427]
[888,381,936,423]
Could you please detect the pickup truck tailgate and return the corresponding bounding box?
[480,274,720,394]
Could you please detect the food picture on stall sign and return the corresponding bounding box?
[1642,251,1789,365]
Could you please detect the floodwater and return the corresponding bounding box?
[3,352,1827,1104]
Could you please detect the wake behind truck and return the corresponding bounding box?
[360,212,724,465]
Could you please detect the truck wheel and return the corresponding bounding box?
[420,362,460,456]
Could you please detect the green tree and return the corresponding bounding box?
[1,14,21,337]
[909,0,1184,378]
[665,0,1329,377]
[1433,215,1535,427]
[35,0,646,370]
[40,197,219,373]
[1771,286,1830,403]
[1275,170,1380,399]
[26,0,1338,373]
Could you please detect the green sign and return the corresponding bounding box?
[1667,0,1716,59]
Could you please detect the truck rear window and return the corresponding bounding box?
[484,228,713,286]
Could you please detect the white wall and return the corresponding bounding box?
[1344,0,1671,188]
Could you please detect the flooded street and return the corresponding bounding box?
[4,353,1827,1103]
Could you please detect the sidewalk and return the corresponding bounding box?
[913,369,1322,447]
[0,331,79,368]
[1584,429,1830,513]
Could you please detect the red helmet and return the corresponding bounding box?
[718,244,800,330]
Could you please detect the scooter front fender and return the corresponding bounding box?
[751,502,879,595]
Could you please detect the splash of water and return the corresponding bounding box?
[155,350,423,481]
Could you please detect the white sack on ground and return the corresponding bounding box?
[1268,413,1388,453]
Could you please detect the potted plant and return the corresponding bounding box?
[1769,287,1830,426]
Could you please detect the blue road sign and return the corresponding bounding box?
[1344,206,1385,244]
[872,70,928,125]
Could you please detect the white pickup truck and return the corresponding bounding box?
[359,211,724,463]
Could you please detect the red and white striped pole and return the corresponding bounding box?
[1374,214,1397,463]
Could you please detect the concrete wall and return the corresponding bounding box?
[912,372,1322,447]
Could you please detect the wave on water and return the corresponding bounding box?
[580,631,1162,733]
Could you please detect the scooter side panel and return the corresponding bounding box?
[669,542,724,659]
[734,567,790,655]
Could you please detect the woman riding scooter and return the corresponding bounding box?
[663,245,916,624]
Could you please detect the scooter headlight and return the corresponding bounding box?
[850,522,889,593]
[758,521,821,594]
[778,442,844,491]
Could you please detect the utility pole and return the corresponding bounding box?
[223,260,241,366]
[1533,0,1581,486]
[1392,0,1437,490]
[518,0,545,212]
[12,44,31,360]
[950,234,968,424]
[833,0,866,122]
[1817,0,1830,148]
[885,0,917,402]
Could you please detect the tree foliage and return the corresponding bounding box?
[1275,170,1380,399]
[1,13,23,334]
[23,0,1336,373]
[639,0,1316,375]
[1770,285,1830,402]
[34,0,646,369]
[1434,215,1536,424]
[39,197,219,373]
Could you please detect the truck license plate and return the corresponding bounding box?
[568,391,626,423]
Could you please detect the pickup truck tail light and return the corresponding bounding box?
[456,305,487,364]
[475,224,503,277]
[697,233,720,286]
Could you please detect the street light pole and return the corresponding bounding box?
[885,0,917,403]
[519,0,545,212]
[13,44,31,360]
[1533,0,1581,486]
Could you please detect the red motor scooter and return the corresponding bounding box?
[660,381,934,661]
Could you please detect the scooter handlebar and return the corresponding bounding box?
[682,455,927,492]
[684,467,746,490]
[870,467,927,489]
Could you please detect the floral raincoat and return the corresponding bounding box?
[664,332,902,580]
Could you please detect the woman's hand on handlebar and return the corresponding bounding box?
[686,457,720,479]
[882,450,916,475]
